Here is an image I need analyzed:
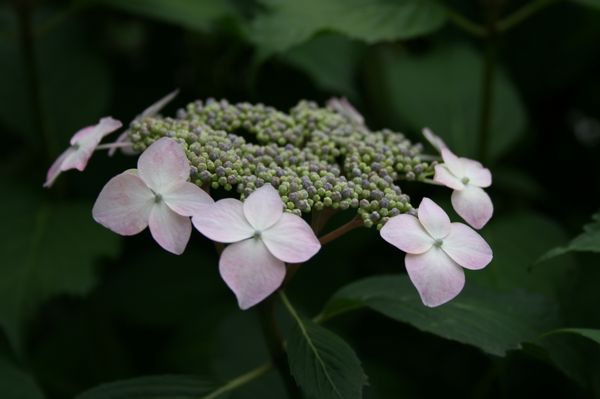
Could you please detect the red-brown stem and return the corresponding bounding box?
[310,208,337,235]
[318,217,364,246]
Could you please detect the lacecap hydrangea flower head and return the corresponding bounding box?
[45,96,494,309]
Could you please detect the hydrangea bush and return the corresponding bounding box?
[45,93,495,397]
[46,93,494,308]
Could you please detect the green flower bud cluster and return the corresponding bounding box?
[128,99,436,229]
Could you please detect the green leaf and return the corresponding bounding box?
[281,34,365,99]
[0,187,119,352]
[547,328,600,345]
[320,275,558,356]
[375,42,526,161]
[572,0,600,11]
[0,357,45,399]
[532,328,600,389]
[541,212,600,259]
[469,212,577,300]
[97,0,238,32]
[75,375,214,399]
[287,318,367,399]
[251,0,446,53]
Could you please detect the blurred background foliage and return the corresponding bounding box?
[1,0,600,398]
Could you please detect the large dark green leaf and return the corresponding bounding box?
[75,375,214,399]
[281,34,365,99]
[98,0,238,32]
[287,318,367,399]
[0,187,119,352]
[541,212,600,259]
[532,328,600,390]
[320,275,558,356]
[546,328,600,345]
[251,0,446,53]
[470,212,577,300]
[375,42,526,161]
[573,0,600,10]
[0,357,45,399]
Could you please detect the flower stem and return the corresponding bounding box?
[318,217,363,246]
[496,0,560,33]
[95,142,133,151]
[34,0,87,37]
[256,297,302,399]
[200,362,272,399]
[14,0,51,159]
[478,2,500,164]
[310,208,336,235]
[279,291,302,327]
[445,7,487,37]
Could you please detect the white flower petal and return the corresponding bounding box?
[380,214,433,254]
[141,89,179,117]
[60,144,96,172]
[138,137,190,192]
[261,213,321,263]
[92,172,154,235]
[148,201,192,255]
[243,185,284,231]
[451,186,493,230]
[463,160,492,188]
[192,198,254,243]
[442,223,493,270]
[327,97,364,125]
[440,148,465,177]
[417,198,451,239]
[43,150,69,188]
[219,238,286,310]
[405,247,465,307]
[434,165,464,190]
[163,182,214,217]
[70,126,96,145]
[422,127,447,152]
[71,117,122,145]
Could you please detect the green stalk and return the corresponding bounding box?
[200,363,272,399]
[477,1,500,164]
[14,0,52,159]
[445,7,487,37]
[478,37,495,163]
[256,297,302,399]
[496,0,561,33]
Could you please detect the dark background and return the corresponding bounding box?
[1,0,600,398]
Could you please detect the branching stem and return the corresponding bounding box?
[318,217,363,246]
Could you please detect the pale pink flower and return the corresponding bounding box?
[380,198,492,307]
[434,148,493,229]
[93,137,213,255]
[422,127,447,152]
[327,97,364,125]
[109,89,179,157]
[44,117,122,187]
[192,185,321,309]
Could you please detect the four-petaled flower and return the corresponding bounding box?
[380,198,492,307]
[44,117,122,187]
[434,147,493,229]
[93,137,213,255]
[192,185,321,310]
